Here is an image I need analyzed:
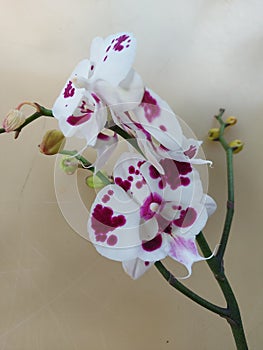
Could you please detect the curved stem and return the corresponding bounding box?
[197,232,248,350]
[154,261,227,317]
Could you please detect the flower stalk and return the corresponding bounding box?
[154,261,227,317]
[214,109,235,263]
[197,232,248,350]
[155,109,248,349]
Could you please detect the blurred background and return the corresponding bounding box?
[0,0,262,348]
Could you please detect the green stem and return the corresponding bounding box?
[197,232,248,350]
[212,109,235,262]
[59,150,111,185]
[154,261,227,317]
[216,147,234,262]
[155,108,248,348]
[215,108,229,150]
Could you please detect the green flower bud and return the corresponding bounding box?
[225,116,237,127]
[86,171,108,189]
[39,129,65,155]
[2,109,26,132]
[208,128,220,141]
[229,139,244,154]
[59,156,78,175]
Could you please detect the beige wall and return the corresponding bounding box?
[0,0,262,348]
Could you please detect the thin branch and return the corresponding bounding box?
[216,148,234,262]
[154,261,228,318]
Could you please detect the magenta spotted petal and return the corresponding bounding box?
[119,87,212,169]
[127,88,183,150]
[88,152,216,279]
[52,60,107,147]
[89,33,137,87]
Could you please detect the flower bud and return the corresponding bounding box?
[208,128,220,141]
[228,139,244,154]
[59,156,78,175]
[86,171,108,189]
[39,130,65,155]
[2,109,26,132]
[225,116,237,127]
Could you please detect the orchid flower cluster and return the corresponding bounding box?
[1,32,248,349]
[51,32,216,279]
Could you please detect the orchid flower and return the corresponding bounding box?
[88,152,216,279]
[52,32,144,158]
[115,88,211,173]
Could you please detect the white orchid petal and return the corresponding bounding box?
[138,233,169,262]
[89,36,104,66]
[52,60,108,146]
[94,69,144,115]
[168,236,206,277]
[133,88,183,149]
[53,59,91,118]
[137,137,165,174]
[113,152,151,205]
[204,194,217,217]
[139,216,159,242]
[171,203,208,237]
[122,258,154,279]
[91,32,137,86]
[88,184,143,261]
[93,132,118,172]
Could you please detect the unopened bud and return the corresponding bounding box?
[208,128,220,141]
[59,156,78,175]
[86,171,108,189]
[229,139,244,154]
[2,109,26,132]
[39,130,65,155]
[225,116,237,127]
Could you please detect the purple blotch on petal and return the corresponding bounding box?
[107,235,118,246]
[142,234,162,252]
[140,90,161,122]
[102,194,110,203]
[184,145,197,159]
[67,113,92,126]
[113,34,130,52]
[91,204,126,236]
[115,177,131,191]
[128,165,135,174]
[63,81,75,98]
[173,207,197,228]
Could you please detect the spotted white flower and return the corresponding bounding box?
[88,152,216,279]
[52,32,144,149]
